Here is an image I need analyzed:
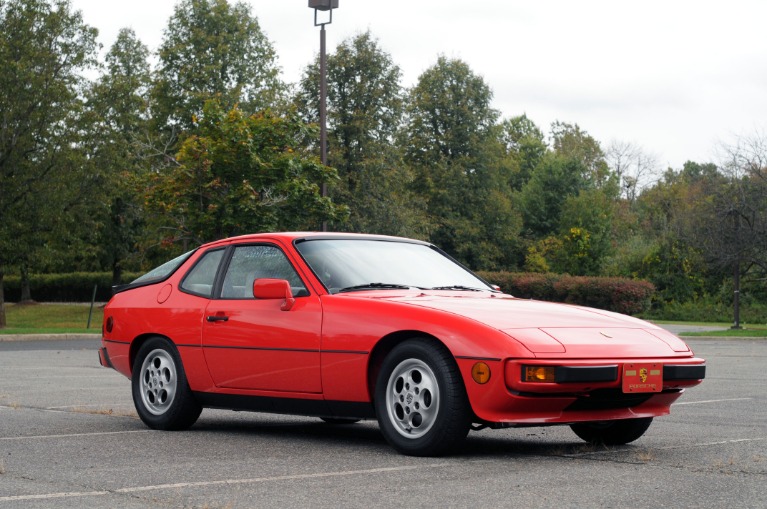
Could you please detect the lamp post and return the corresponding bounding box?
[309,0,337,232]
[309,0,337,202]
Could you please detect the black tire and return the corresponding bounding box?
[320,417,361,425]
[374,338,471,456]
[132,337,202,430]
[570,417,653,445]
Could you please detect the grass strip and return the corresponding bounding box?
[1,303,103,334]
[680,328,767,337]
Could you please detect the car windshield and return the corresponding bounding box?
[132,250,195,285]
[295,239,493,293]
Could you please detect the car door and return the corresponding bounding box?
[201,243,323,393]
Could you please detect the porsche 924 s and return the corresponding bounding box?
[99,232,705,456]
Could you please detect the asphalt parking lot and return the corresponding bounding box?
[0,337,765,508]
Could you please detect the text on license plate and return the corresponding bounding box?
[622,363,662,393]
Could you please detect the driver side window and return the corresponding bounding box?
[221,245,308,299]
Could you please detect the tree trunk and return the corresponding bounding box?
[20,262,33,303]
[112,261,123,287]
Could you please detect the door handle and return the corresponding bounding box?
[206,315,229,322]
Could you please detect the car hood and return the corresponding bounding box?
[361,292,690,357]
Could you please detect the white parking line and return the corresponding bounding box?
[675,397,753,405]
[673,438,767,448]
[0,463,453,502]
[0,404,133,417]
[46,403,134,410]
[565,437,767,457]
[0,491,109,502]
[0,430,154,441]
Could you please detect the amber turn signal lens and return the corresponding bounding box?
[471,362,491,384]
[523,365,556,383]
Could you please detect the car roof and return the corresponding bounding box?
[198,232,432,250]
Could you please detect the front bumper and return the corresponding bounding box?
[457,357,706,425]
[505,357,706,394]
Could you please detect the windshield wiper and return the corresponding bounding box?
[338,283,412,293]
[429,285,484,292]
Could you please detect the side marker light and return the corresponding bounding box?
[471,362,491,384]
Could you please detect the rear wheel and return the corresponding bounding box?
[132,337,202,430]
[570,417,653,445]
[375,339,471,456]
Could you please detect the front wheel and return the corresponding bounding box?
[132,337,202,430]
[375,339,471,456]
[570,417,653,445]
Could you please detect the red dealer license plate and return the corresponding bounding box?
[622,363,662,393]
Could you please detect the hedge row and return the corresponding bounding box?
[3,272,142,303]
[4,270,655,314]
[477,271,655,315]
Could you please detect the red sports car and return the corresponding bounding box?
[99,232,705,456]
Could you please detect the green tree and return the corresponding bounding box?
[633,162,720,302]
[517,153,588,238]
[297,31,424,236]
[637,237,706,303]
[554,189,617,275]
[85,28,153,284]
[517,122,618,259]
[154,0,284,133]
[514,120,626,276]
[500,114,547,190]
[142,100,346,251]
[402,56,520,269]
[550,121,611,186]
[0,0,98,324]
[674,154,767,326]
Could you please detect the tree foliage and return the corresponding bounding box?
[0,2,764,326]
[143,100,345,251]
[85,28,153,284]
[297,31,425,236]
[154,0,284,132]
[403,57,520,269]
[500,114,546,190]
[0,0,98,321]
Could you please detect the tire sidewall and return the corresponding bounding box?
[131,337,200,430]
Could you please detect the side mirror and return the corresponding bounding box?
[252,278,296,311]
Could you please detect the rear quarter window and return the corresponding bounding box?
[180,249,225,298]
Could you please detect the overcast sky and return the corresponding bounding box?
[70,0,767,172]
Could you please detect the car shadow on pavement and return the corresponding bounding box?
[183,412,614,459]
[189,413,390,449]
